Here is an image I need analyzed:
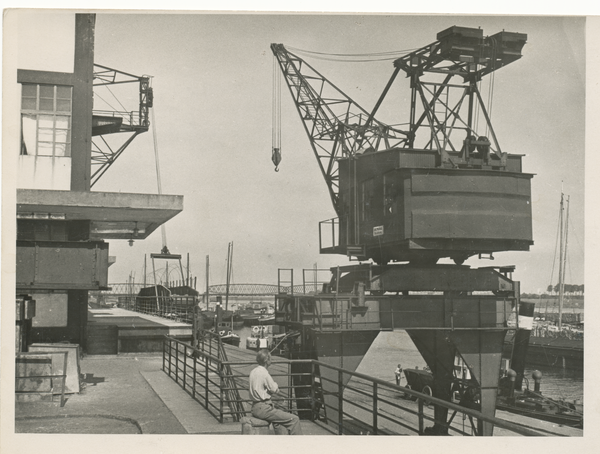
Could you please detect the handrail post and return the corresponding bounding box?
[288,362,292,411]
[168,339,172,377]
[175,341,179,384]
[219,363,224,423]
[338,369,344,435]
[205,349,209,408]
[193,349,197,399]
[372,382,378,435]
[418,398,424,434]
[310,361,317,421]
[183,343,188,390]
[162,338,167,372]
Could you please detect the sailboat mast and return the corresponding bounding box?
[225,242,233,311]
[205,255,210,310]
[557,193,568,331]
[558,196,570,330]
[557,193,564,330]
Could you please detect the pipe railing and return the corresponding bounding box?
[162,336,546,436]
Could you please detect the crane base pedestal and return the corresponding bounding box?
[276,264,519,435]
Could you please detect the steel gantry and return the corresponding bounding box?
[90,64,154,187]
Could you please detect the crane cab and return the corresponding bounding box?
[320,147,533,265]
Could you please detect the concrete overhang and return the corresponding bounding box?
[17,189,183,240]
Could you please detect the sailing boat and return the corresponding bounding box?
[214,242,241,347]
[504,192,583,370]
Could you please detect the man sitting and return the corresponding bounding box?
[248,349,303,435]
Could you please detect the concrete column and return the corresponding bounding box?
[70,14,95,191]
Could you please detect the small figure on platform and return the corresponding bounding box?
[249,349,303,435]
[395,363,403,386]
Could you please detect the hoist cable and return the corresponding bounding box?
[286,54,405,63]
[151,106,168,251]
[287,46,418,62]
[104,84,128,112]
[272,55,282,171]
[93,92,118,113]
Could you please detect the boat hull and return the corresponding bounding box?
[503,335,583,370]
[496,395,582,428]
[221,335,240,348]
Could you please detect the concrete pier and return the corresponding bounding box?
[87,307,192,353]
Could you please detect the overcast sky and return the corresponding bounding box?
[5,11,588,294]
[74,13,583,294]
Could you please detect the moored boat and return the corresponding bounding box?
[503,325,583,370]
[214,320,240,347]
[496,370,583,427]
[257,314,275,324]
[403,364,583,428]
[220,331,241,347]
[245,324,285,351]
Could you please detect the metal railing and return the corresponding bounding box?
[162,336,546,436]
[319,217,340,250]
[163,334,307,423]
[275,292,514,332]
[92,109,146,129]
[133,295,197,323]
[316,363,547,436]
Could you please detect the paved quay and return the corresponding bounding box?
[14,307,583,437]
[14,351,583,437]
[14,352,332,435]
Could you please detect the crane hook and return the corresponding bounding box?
[272,147,281,172]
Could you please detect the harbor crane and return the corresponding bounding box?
[271,26,532,436]
[271,26,531,266]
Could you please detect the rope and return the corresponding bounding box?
[547,191,566,294]
[93,92,118,113]
[104,84,128,112]
[286,45,419,63]
[151,107,168,251]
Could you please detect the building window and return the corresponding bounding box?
[21,84,72,157]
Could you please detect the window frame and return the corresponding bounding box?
[20,83,72,157]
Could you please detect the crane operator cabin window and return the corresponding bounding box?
[21,83,72,157]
